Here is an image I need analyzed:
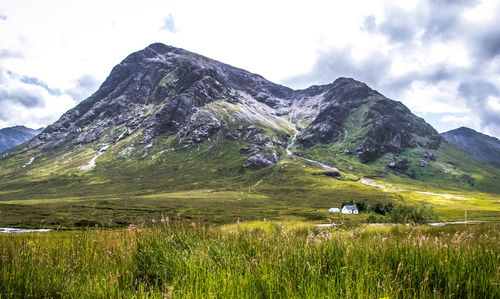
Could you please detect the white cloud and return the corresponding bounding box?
[440,114,472,124]
[486,95,500,111]
[0,66,75,129]
[402,81,469,114]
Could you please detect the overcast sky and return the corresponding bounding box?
[0,0,499,138]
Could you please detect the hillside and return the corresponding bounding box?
[0,43,498,227]
[441,127,500,168]
[0,126,43,153]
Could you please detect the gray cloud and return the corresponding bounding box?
[282,46,460,97]
[161,14,177,33]
[0,104,8,120]
[378,8,418,43]
[365,0,478,44]
[64,74,100,102]
[0,88,45,108]
[458,80,500,131]
[362,15,376,32]
[422,11,460,41]
[0,69,6,84]
[473,26,500,61]
[458,80,498,100]
[0,67,46,111]
[420,0,478,40]
[282,47,391,89]
[430,0,478,6]
[0,49,24,59]
[381,63,462,96]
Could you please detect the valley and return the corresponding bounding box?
[0,43,498,229]
[0,43,499,298]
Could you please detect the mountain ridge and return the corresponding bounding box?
[26,43,441,169]
[441,127,500,168]
[0,125,43,153]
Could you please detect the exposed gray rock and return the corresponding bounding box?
[386,155,409,171]
[419,151,437,167]
[244,152,280,170]
[422,151,437,161]
[252,133,274,146]
[419,159,429,167]
[179,122,221,144]
[225,126,261,141]
[323,170,342,178]
[296,78,442,163]
[240,145,262,155]
[458,174,475,186]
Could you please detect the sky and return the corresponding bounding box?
[0,0,499,138]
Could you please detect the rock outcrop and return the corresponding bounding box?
[296,78,442,163]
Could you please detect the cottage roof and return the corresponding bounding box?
[343,205,358,210]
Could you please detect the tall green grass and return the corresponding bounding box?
[1,222,499,298]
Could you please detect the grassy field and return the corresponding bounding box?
[0,156,498,228]
[0,126,499,228]
[1,222,499,298]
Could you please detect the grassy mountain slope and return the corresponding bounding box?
[0,127,498,228]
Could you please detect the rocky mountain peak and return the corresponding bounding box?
[30,43,293,149]
[295,76,441,162]
[450,127,478,136]
[27,43,442,169]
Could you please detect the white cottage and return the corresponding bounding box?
[342,205,358,214]
[328,208,340,213]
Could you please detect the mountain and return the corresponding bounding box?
[441,127,500,168]
[28,43,441,167]
[0,43,498,227]
[0,126,43,152]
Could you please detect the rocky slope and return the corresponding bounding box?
[441,127,500,168]
[0,126,43,152]
[293,78,441,163]
[23,43,441,171]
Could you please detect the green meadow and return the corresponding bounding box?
[1,222,499,298]
[0,134,499,228]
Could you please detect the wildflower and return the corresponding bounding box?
[161,215,170,224]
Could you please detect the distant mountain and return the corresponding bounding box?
[0,126,43,152]
[441,127,500,168]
